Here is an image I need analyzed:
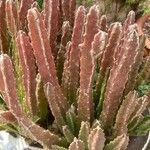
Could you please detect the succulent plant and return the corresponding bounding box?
[0,0,150,149]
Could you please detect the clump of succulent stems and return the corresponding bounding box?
[0,0,150,149]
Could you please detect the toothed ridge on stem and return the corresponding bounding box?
[78,5,99,122]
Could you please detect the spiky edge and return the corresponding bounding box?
[18,0,34,29]
[16,30,37,115]
[56,21,71,84]
[114,91,139,136]
[0,0,8,53]
[27,7,68,112]
[44,0,60,56]
[78,5,99,122]
[44,82,65,129]
[0,54,59,148]
[104,134,129,150]
[62,6,85,104]
[100,26,140,129]
[69,138,85,150]
[99,15,107,32]
[88,126,105,150]
[5,0,18,36]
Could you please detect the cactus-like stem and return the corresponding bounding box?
[52,145,68,150]
[88,126,105,150]
[91,30,108,116]
[92,30,107,60]
[65,105,79,136]
[78,121,90,149]
[100,25,140,129]
[16,30,37,115]
[129,95,149,122]
[18,115,59,149]
[100,22,122,77]
[0,2,149,148]
[0,54,22,114]
[35,74,48,120]
[0,0,8,53]
[44,82,66,129]
[62,41,72,97]
[99,15,107,32]
[31,1,38,8]
[122,11,135,35]
[68,5,85,94]
[0,111,16,123]
[104,134,129,150]
[62,0,70,21]
[27,7,68,112]
[28,7,56,84]
[78,5,99,122]
[0,66,4,92]
[62,6,85,104]
[44,0,60,57]
[5,0,18,36]
[62,0,76,26]
[69,138,85,150]
[18,0,34,29]
[0,54,59,148]
[114,91,139,136]
[96,24,122,100]
[114,11,135,62]
[57,21,71,84]
[69,0,76,26]
[62,125,74,143]
[123,35,145,95]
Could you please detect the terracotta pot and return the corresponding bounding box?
[127,134,150,150]
[127,109,150,150]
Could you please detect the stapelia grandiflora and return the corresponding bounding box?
[0,0,150,149]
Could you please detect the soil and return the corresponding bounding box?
[127,135,149,150]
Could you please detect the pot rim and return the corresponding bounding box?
[142,131,150,150]
[142,108,150,150]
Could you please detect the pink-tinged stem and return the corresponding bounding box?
[27,7,68,113]
[99,15,107,32]
[123,35,145,95]
[122,11,135,34]
[0,54,59,148]
[62,0,76,26]
[78,5,99,122]
[114,11,135,61]
[0,111,16,123]
[69,138,85,150]
[100,26,140,129]
[62,6,85,104]
[56,21,71,84]
[114,91,139,136]
[88,126,105,150]
[62,0,70,21]
[44,0,60,57]
[16,30,37,115]
[92,30,108,60]
[19,0,34,29]
[0,54,22,115]
[44,82,66,129]
[100,22,122,77]
[0,0,8,53]
[5,0,18,36]
[69,0,76,26]
[0,65,4,92]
